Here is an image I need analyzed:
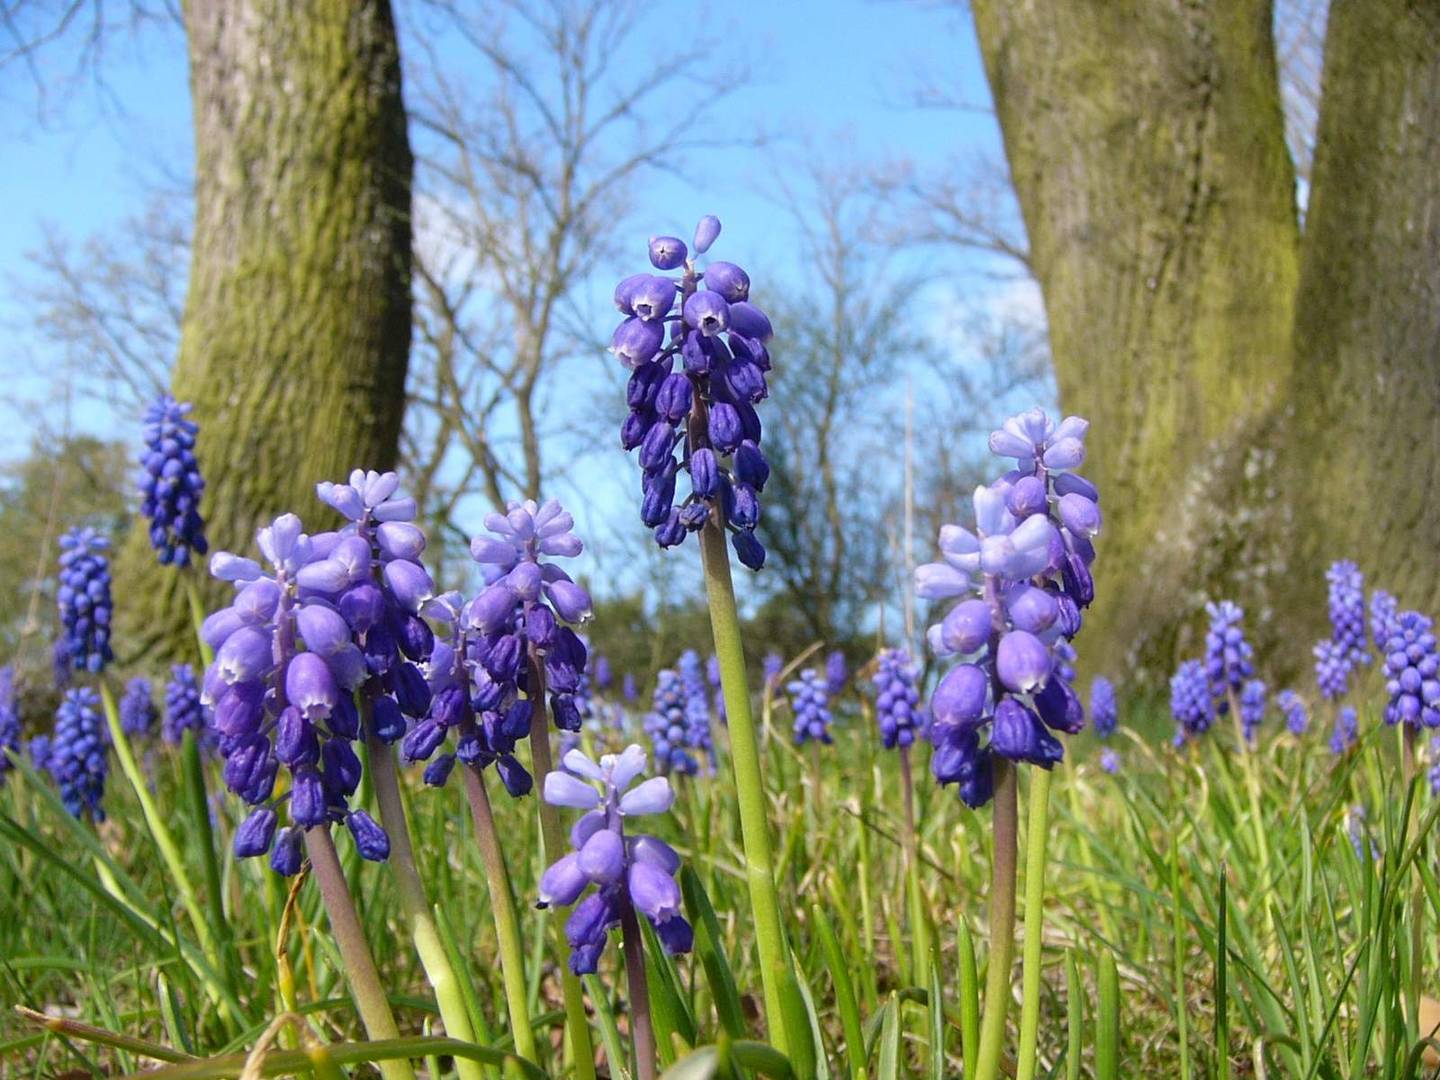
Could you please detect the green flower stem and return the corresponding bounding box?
[99,684,224,983]
[180,729,231,953]
[619,899,657,1080]
[458,756,541,1067]
[1015,767,1053,1080]
[365,729,488,1080]
[1404,725,1423,1037]
[696,518,794,1058]
[183,576,216,667]
[1226,689,1272,886]
[302,826,415,1080]
[525,646,597,1080]
[975,758,1019,1080]
[899,746,931,992]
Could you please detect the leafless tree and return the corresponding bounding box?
[400,0,752,561]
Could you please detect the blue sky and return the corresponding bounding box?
[0,2,1025,602]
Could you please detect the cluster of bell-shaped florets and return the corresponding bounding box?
[644,669,699,776]
[1381,610,1439,728]
[465,499,593,740]
[1276,688,1309,735]
[1326,560,1369,667]
[0,666,20,785]
[56,527,114,673]
[1313,638,1351,701]
[137,394,209,567]
[1089,677,1117,739]
[826,650,848,696]
[789,668,834,745]
[1204,601,1254,709]
[537,745,694,974]
[119,677,156,736]
[917,408,1098,808]
[873,648,922,750]
[1240,679,1267,743]
[202,511,402,874]
[612,216,772,570]
[163,663,208,744]
[677,650,715,772]
[46,687,108,819]
[1089,677,1119,771]
[1330,705,1359,754]
[1170,659,1213,745]
[1372,591,1399,648]
[400,591,534,797]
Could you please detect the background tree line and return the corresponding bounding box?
[3,0,1433,702]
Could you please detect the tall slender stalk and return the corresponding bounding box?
[619,900,657,1080]
[1015,767,1053,1080]
[365,727,488,1080]
[899,746,931,990]
[98,684,225,987]
[525,647,597,1080]
[975,759,1019,1080]
[459,756,540,1065]
[302,827,415,1080]
[1404,725,1423,1037]
[696,518,796,1057]
[1227,689,1272,885]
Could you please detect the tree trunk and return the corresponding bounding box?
[971,0,1440,683]
[117,0,413,662]
[1285,0,1440,627]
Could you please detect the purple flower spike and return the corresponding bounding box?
[537,744,692,974]
[918,408,1101,805]
[138,395,209,567]
[611,221,770,567]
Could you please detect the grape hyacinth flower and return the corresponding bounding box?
[1054,640,1077,685]
[762,651,783,688]
[1330,705,1358,754]
[163,664,208,744]
[137,394,209,566]
[677,650,714,771]
[467,498,593,737]
[1276,689,1309,736]
[918,407,1098,807]
[0,667,19,784]
[1239,679,1267,744]
[119,677,157,736]
[1170,660,1214,745]
[201,513,387,872]
[1089,677,1117,739]
[1371,590,1400,650]
[594,655,614,692]
[825,649,848,695]
[51,639,71,691]
[612,216,773,569]
[401,592,535,798]
[1314,638,1352,701]
[1204,601,1254,710]
[1381,610,1439,728]
[56,527,114,673]
[537,745,693,971]
[623,673,638,702]
[789,668,834,745]
[50,687,108,820]
[643,670,697,776]
[1327,560,1369,667]
[873,648,922,750]
[1429,736,1440,797]
[1099,748,1121,775]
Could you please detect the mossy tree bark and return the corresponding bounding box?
[116,0,413,662]
[971,0,1440,681]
